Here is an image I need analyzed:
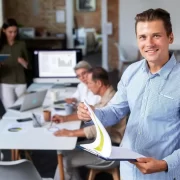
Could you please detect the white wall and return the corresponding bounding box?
[120,0,180,61]
[66,0,74,48]
[0,0,3,27]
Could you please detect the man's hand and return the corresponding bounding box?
[77,102,93,121]
[52,115,67,123]
[130,157,168,174]
[65,98,76,104]
[17,57,28,68]
[54,129,74,137]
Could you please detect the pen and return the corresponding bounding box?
[32,113,42,127]
[49,120,53,129]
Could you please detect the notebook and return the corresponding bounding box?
[77,100,145,161]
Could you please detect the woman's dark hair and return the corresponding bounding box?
[0,18,19,49]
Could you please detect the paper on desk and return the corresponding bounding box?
[2,123,28,134]
[44,126,60,134]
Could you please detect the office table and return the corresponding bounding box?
[0,83,81,180]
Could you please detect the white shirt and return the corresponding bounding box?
[72,82,101,105]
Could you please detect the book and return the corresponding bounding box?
[0,54,10,62]
[77,100,145,161]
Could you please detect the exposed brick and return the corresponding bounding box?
[4,0,66,33]
[4,0,119,69]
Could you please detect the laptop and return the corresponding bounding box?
[9,90,47,112]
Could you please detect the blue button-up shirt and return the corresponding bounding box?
[94,54,180,180]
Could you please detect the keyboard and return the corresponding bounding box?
[9,105,21,111]
[52,83,78,89]
[54,100,66,104]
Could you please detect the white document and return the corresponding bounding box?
[3,123,28,134]
[78,100,144,161]
[56,10,65,23]
[44,126,59,134]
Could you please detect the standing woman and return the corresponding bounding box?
[0,18,30,109]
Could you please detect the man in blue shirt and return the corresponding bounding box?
[77,8,180,180]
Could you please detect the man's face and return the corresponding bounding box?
[87,73,100,95]
[136,20,173,64]
[75,68,88,84]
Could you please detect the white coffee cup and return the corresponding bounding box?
[64,104,73,115]
[50,90,58,102]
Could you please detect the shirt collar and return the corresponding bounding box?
[101,86,114,101]
[141,53,177,80]
[5,40,19,46]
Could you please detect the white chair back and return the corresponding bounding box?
[0,159,42,180]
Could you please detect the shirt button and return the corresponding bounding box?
[138,132,141,135]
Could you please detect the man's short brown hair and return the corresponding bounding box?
[135,8,172,36]
[88,67,109,86]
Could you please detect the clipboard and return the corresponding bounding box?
[78,100,145,161]
[0,54,10,62]
[77,145,144,161]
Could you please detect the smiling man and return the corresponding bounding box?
[77,8,180,180]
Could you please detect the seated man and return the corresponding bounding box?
[53,67,127,180]
[65,60,100,105]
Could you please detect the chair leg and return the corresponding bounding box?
[25,151,33,161]
[11,150,15,160]
[57,154,64,180]
[15,150,20,160]
[111,168,120,180]
[87,169,98,180]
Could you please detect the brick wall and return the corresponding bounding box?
[4,0,102,34]
[4,0,66,34]
[108,0,119,70]
[74,0,119,70]
[4,0,119,70]
[74,0,101,32]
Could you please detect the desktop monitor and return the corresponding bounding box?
[33,49,82,83]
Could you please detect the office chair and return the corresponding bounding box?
[0,99,6,118]
[0,151,3,161]
[0,159,52,180]
[86,161,120,180]
[85,115,129,180]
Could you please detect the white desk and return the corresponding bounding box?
[0,83,80,180]
[0,119,81,150]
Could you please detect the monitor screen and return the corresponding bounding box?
[38,50,76,77]
[33,49,82,79]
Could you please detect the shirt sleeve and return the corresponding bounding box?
[163,147,180,172]
[88,73,130,127]
[21,41,31,69]
[83,125,97,139]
